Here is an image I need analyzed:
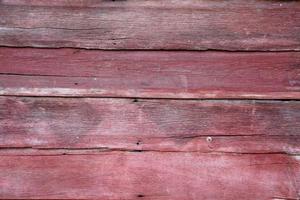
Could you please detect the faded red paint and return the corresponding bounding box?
[0,0,299,199]
[0,48,299,99]
[0,153,299,199]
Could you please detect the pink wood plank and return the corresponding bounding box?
[0,153,299,199]
[0,48,299,99]
[0,0,299,50]
[0,97,299,154]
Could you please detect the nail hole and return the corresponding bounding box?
[206,137,212,143]
[137,194,145,198]
[74,82,78,85]
[133,99,138,103]
[136,140,141,145]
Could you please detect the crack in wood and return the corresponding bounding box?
[0,146,299,156]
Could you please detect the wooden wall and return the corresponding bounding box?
[0,0,299,199]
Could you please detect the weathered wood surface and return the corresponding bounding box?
[0,97,299,154]
[1,48,299,99]
[0,0,300,50]
[1,0,300,199]
[0,153,299,200]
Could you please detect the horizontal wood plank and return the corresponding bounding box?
[0,48,299,99]
[0,0,299,50]
[0,153,299,199]
[1,97,299,154]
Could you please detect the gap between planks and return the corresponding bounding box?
[1,45,300,52]
[0,146,300,156]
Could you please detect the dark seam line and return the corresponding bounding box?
[0,45,299,52]
[0,94,299,101]
[0,146,299,156]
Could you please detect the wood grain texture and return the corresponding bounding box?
[0,0,299,50]
[1,48,299,99]
[0,97,299,154]
[1,1,300,199]
[0,153,299,199]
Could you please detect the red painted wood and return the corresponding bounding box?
[0,153,299,199]
[0,0,299,50]
[0,0,299,199]
[0,48,299,99]
[1,97,299,154]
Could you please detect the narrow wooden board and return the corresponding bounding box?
[0,153,299,199]
[0,0,299,50]
[1,97,299,154]
[0,48,299,99]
